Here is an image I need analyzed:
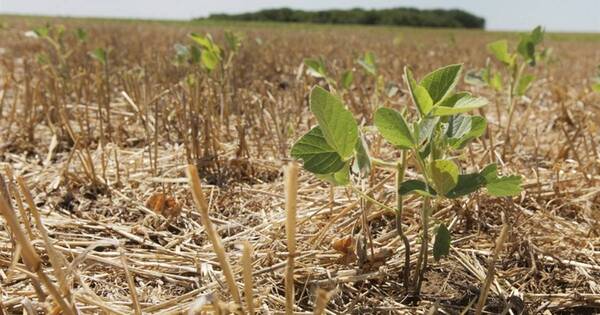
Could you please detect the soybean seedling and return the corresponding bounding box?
[373,63,523,294]
[291,64,523,296]
[188,31,244,120]
[466,26,547,150]
[592,65,600,93]
[304,57,354,93]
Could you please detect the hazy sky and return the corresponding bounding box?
[0,0,599,32]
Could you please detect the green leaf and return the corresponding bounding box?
[487,40,513,65]
[317,161,350,186]
[490,72,503,92]
[290,126,345,174]
[89,48,107,65]
[445,173,486,198]
[480,164,498,182]
[187,45,200,64]
[32,26,49,38]
[405,68,429,116]
[593,82,600,93]
[530,26,544,45]
[374,107,415,150]
[76,28,87,42]
[304,58,327,79]
[446,115,487,149]
[432,95,488,116]
[486,175,523,197]
[189,33,214,50]
[479,164,523,197]
[517,26,544,66]
[224,31,243,52]
[420,64,463,104]
[417,116,440,144]
[201,50,219,72]
[399,180,436,197]
[358,51,377,76]
[413,85,434,115]
[517,37,535,65]
[431,159,459,196]
[464,69,487,87]
[309,86,358,160]
[353,134,371,176]
[433,223,451,261]
[341,70,354,90]
[516,74,535,96]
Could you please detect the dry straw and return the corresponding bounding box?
[186,165,242,306]
[285,162,299,315]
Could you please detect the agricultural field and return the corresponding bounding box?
[0,15,600,314]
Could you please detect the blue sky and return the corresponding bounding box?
[1,0,599,32]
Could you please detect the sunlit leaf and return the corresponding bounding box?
[341,70,354,90]
[516,74,535,96]
[290,126,345,174]
[431,159,459,196]
[420,64,462,104]
[89,48,107,65]
[446,115,487,149]
[487,40,513,65]
[304,58,328,79]
[432,95,488,116]
[310,86,358,160]
[358,51,377,76]
[374,107,415,150]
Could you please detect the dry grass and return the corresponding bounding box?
[0,16,599,314]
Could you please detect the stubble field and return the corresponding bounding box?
[0,16,600,314]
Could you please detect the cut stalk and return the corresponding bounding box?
[475,222,510,315]
[186,165,242,306]
[284,162,299,315]
[241,240,255,315]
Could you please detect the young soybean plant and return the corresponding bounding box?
[374,64,523,294]
[466,26,546,146]
[304,57,354,93]
[592,65,600,93]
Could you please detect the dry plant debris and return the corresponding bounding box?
[0,16,599,314]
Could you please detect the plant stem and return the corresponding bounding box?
[395,151,411,291]
[410,148,433,295]
[416,197,432,293]
[371,157,399,169]
[504,62,526,155]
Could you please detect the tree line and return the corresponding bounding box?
[202,7,485,29]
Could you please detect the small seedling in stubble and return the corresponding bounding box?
[304,57,354,92]
[291,63,523,296]
[185,31,244,121]
[592,65,600,93]
[465,26,548,150]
